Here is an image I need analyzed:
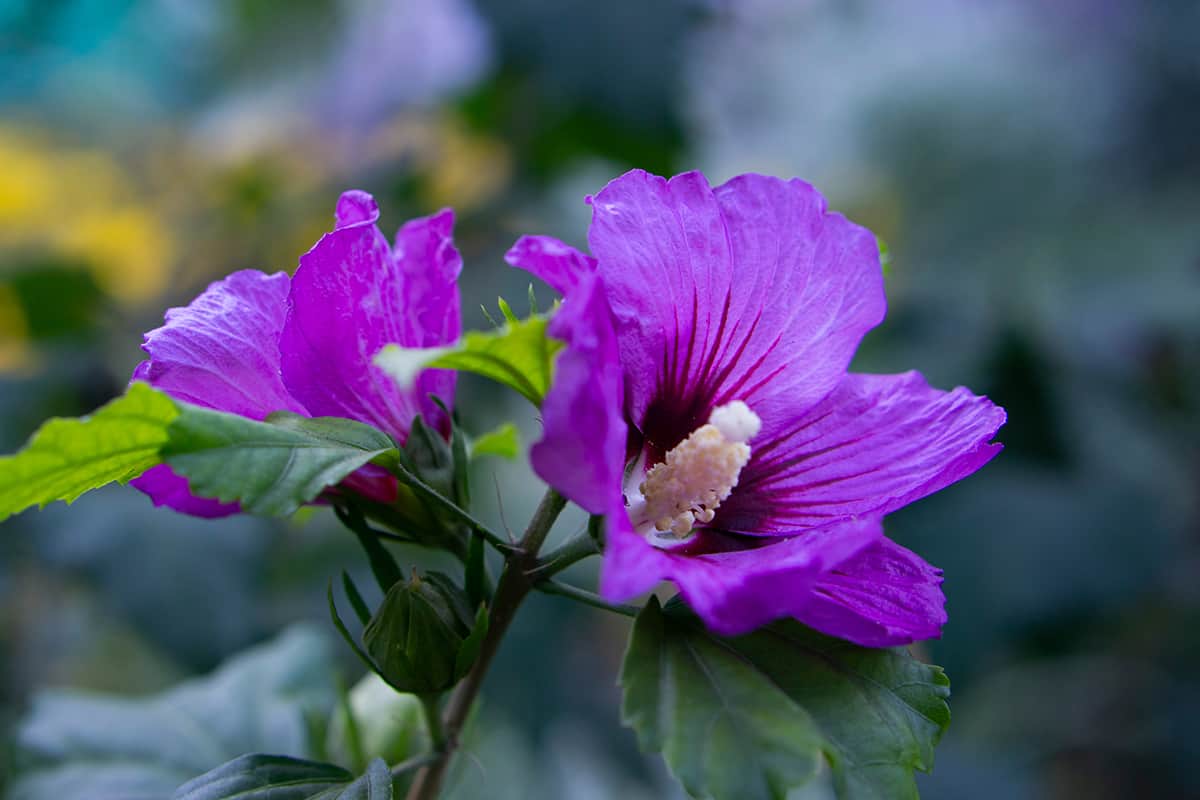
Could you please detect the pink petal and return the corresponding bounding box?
[798,537,947,647]
[131,464,240,518]
[719,371,1005,535]
[600,515,883,638]
[279,192,461,442]
[528,271,627,515]
[504,235,597,296]
[135,270,302,419]
[587,170,886,452]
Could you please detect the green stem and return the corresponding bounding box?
[390,460,516,554]
[528,530,600,580]
[535,579,639,618]
[404,489,566,800]
[418,693,445,752]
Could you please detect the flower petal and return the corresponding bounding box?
[134,269,302,419]
[600,515,882,638]
[504,235,596,296]
[588,170,886,452]
[280,193,462,441]
[795,537,947,647]
[719,371,1006,535]
[131,269,300,517]
[527,271,626,515]
[131,464,240,518]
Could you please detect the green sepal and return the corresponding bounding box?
[0,382,177,522]
[400,415,457,505]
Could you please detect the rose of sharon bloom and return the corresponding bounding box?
[507,170,1006,646]
[131,190,462,517]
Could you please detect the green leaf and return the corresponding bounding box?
[9,626,337,800]
[0,382,177,522]
[470,423,520,460]
[172,754,392,800]
[162,409,397,516]
[620,598,951,800]
[375,310,564,407]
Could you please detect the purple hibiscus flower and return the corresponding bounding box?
[131,190,462,517]
[507,170,1005,646]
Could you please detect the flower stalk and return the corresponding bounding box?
[404,489,566,800]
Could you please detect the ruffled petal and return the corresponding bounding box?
[135,269,302,419]
[600,515,883,638]
[504,235,596,296]
[131,269,300,517]
[527,271,626,515]
[588,170,886,453]
[279,192,462,441]
[795,537,947,647]
[719,371,1006,535]
[131,464,240,518]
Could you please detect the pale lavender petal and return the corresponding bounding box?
[280,193,461,441]
[719,371,1006,535]
[135,269,302,419]
[600,515,883,638]
[528,272,626,515]
[504,235,596,296]
[797,538,947,647]
[131,464,240,518]
[588,170,886,451]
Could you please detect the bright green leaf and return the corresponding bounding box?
[162,408,397,517]
[470,423,520,460]
[375,311,564,407]
[172,754,392,800]
[620,598,951,800]
[0,382,177,522]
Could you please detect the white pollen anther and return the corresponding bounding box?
[709,400,761,443]
[632,401,762,540]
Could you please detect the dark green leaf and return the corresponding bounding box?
[163,409,397,516]
[0,382,177,521]
[375,309,564,406]
[172,754,392,799]
[620,598,951,800]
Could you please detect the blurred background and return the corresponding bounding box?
[1,1,1198,798]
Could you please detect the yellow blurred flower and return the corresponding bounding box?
[0,127,174,306]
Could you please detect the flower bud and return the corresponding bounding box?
[362,571,485,695]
